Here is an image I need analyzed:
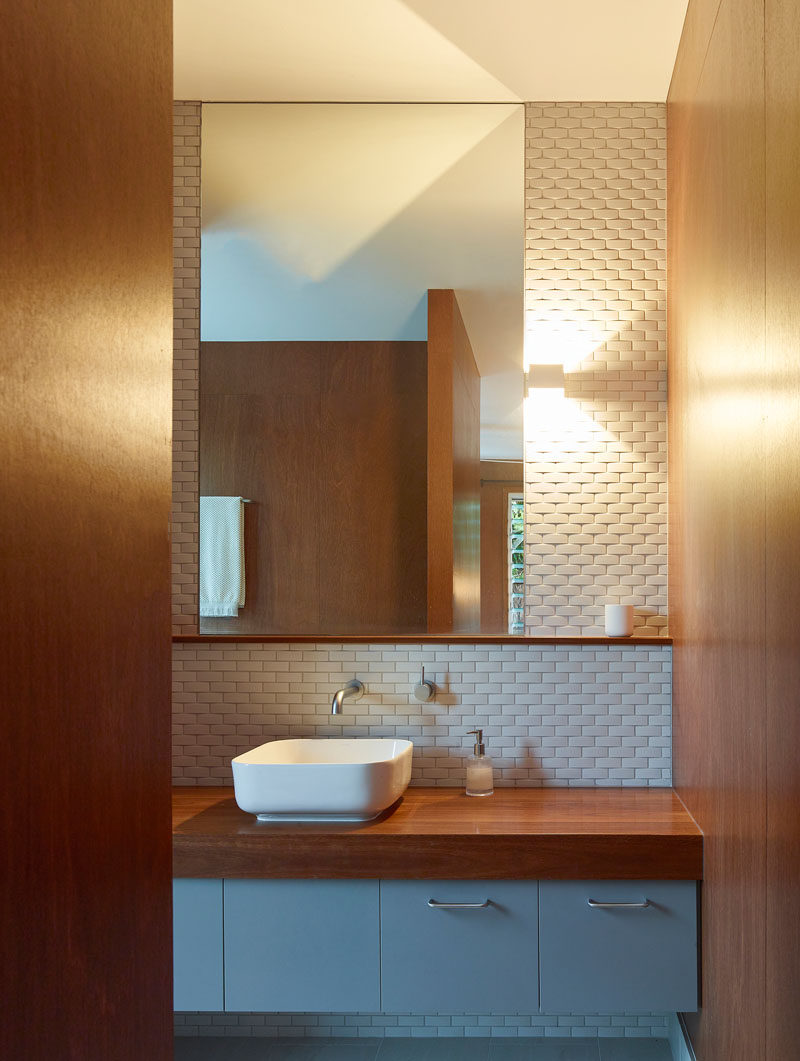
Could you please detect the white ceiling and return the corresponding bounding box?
[174,0,688,103]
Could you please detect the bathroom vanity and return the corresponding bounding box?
[172,788,702,1015]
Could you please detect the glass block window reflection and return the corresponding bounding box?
[508,493,524,635]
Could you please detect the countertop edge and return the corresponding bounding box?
[172,787,703,881]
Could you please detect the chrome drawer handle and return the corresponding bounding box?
[587,899,651,909]
[427,898,491,909]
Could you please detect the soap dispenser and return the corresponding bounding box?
[465,729,494,797]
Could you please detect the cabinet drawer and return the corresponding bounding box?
[539,880,698,1013]
[380,880,539,1013]
[173,879,224,1012]
[223,879,380,1012]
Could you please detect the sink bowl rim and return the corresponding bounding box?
[232,737,413,767]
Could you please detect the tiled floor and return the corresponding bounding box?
[174,1037,672,1060]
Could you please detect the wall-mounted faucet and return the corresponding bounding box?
[331,678,365,715]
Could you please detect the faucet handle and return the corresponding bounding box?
[413,667,436,703]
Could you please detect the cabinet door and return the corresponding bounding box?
[380,880,539,1013]
[173,879,224,1011]
[539,880,698,1012]
[223,879,380,1012]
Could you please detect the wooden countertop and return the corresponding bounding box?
[173,787,703,881]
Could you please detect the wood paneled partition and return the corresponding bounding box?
[669,1,800,1057]
[200,341,428,634]
[200,305,484,636]
[0,3,173,1058]
[764,0,800,1054]
[427,290,481,632]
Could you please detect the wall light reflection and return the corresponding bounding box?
[523,390,621,455]
[523,320,612,373]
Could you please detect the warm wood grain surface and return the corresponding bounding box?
[200,340,427,635]
[318,342,428,632]
[173,787,703,881]
[427,290,481,633]
[449,294,482,632]
[201,342,321,633]
[0,2,173,1058]
[669,1,768,1058]
[667,0,723,102]
[765,0,800,1055]
[175,634,672,645]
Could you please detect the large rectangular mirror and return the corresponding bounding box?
[198,103,524,636]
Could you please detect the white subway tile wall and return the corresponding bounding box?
[174,1011,670,1039]
[172,643,670,786]
[173,102,201,633]
[524,103,667,636]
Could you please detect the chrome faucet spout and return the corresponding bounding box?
[331,679,365,715]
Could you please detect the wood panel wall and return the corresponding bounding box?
[0,3,173,1059]
[669,1,800,1058]
[427,290,481,632]
[200,341,428,635]
[764,0,800,1054]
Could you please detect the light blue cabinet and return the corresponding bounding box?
[380,880,539,1013]
[539,880,698,1012]
[172,879,224,1011]
[223,879,380,1012]
[172,877,698,1014]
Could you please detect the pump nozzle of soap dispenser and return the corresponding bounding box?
[467,729,485,755]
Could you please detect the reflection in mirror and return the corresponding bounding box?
[198,103,524,636]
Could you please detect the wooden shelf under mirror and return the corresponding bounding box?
[174,634,672,645]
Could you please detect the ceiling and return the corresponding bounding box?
[173,0,689,103]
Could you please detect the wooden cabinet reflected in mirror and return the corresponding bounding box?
[199,291,522,636]
[200,337,428,635]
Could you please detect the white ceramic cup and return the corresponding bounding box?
[605,603,634,637]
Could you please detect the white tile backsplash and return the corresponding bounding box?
[172,642,671,786]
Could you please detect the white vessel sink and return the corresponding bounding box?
[232,738,413,822]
